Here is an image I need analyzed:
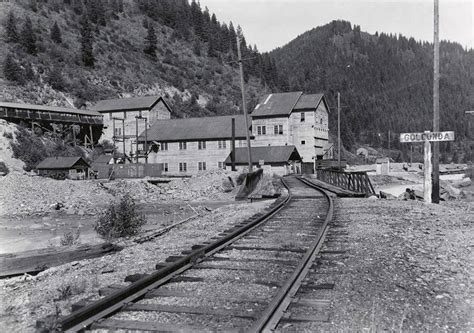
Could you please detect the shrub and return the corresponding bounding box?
[60,229,80,246]
[94,194,147,240]
[10,126,48,171]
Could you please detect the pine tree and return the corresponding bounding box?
[80,15,94,67]
[4,11,19,43]
[50,21,62,44]
[20,17,37,55]
[144,22,157,57]
[3,53,24,83]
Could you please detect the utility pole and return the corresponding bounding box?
[388,129,391,173]
[337,92,341,170]
[236,35,253,172]
[432,0,440,203]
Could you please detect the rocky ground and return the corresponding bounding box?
[312,198,473,332]
[0,169,241,218]
[0,200,274,333]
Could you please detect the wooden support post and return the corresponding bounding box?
[89,125,93,149]
[424,131,432,203]
[231,118,236,171]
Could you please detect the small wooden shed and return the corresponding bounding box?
[36,156,90,180]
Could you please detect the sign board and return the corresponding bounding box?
[400,131,454,143]
[259,160,264,166]
[399,130,454,204]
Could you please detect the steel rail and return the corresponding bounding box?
[53,180,293,332]
[249,176,334,332]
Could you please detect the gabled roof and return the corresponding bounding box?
[0,102,101,116]
[91,95,171,113]
[225,146,302,165]
[36,156,90,170]
[92,154,114,164]
[293,93,325,110]
[139,115,252,142]
[252,92,303,117]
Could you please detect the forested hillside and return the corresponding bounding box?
[270,20,474,162]
[0,0,279,117]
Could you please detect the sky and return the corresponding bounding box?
[198,0,473,52]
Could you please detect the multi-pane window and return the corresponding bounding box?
[218,140,226,149]
[179,142,187,150]
[273,125,283,135]
[257,125,266,135]
[179,162,187,172]
[218,162,226,169]
[114,127,122,136]
[198,141,206,150]
[301,112,305,122]
[198,162,207,171]
[160,142,168,151]
[162,163,168,172]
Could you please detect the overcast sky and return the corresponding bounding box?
[198,0,473,52]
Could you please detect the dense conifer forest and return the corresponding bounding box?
[0,1,472,161]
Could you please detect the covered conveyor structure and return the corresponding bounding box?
[0,102,103,147]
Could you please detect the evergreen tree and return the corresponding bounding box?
[20,17,37,55]
[4,11,19,43]
[80,15,94,67]
[143,21,157,57]
[3,53,24,83]
[47,66,66,90]
[50,21,62,44]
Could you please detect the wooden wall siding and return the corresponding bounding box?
[148,139,234,175]
[101,100,171,155]
[251,117,290,147]
[314,102,331,158]
[289,110,316,163]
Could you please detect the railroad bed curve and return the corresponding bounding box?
[39,176,334,332]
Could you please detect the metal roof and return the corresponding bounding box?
[251,92,303,117]
[36,156,90,170]
[225,145,302,165]
[293,93,324,110]
[0,102,101,116]
[139,115,252,142]
[91,95,169,113]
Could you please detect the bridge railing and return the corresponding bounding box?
[316,169,376,195]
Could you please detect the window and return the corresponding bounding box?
[301,140,306,145]
[320,118,323,124]
[162,163,168,172]
[274,125,283,135]
[198,162,206,171]
[257,125,266,135]
[301,112,305,122]
[160,142,168,151]
[114,127,122,136]
[179,142,187,150]
[198,141,206,150]
[218,140,226,149]
[123,111,127,119]
[218,162,226,169]
[179,162,187,172]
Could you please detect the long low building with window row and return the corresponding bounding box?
[139,115,253,175]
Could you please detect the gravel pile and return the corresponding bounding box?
[0,172,114,217]
[0,169,243,217]
[102,169,241,203]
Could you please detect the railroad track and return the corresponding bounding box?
[38,175,334,332]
